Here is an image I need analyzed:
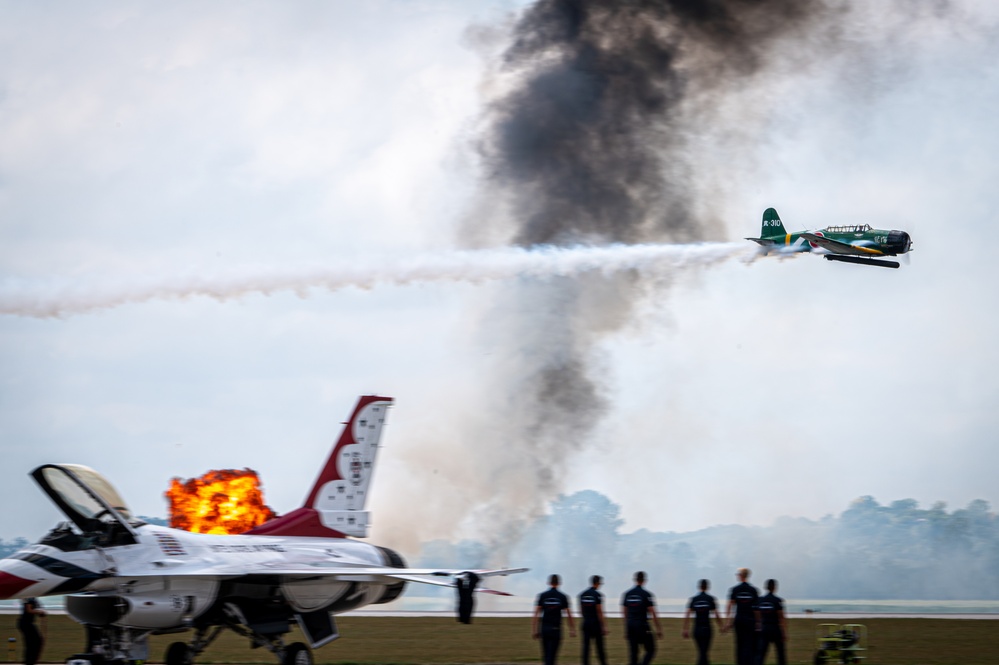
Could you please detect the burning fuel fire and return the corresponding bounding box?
[166,468,277,535]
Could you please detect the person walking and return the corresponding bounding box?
[18,597,46,665]
[455,571,480,624]
[682,579,724,665]
[579,575,609,665]
[754,579,787,665]
[532,574,576,665]
[725,568,759,665]
[621,571,662,665]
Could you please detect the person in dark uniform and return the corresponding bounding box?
[682,579,725,665]
[18,597,46,665]
[532,574,576,665]
[754,579,787,665]
[579,574,608,665]
[621,571,662,665]
[455,571,480,624]
[725,568,759,665]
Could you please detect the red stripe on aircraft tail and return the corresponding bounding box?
[302,395,393,509]
[244,507,347,538]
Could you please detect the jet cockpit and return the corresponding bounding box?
[32,464,143,548]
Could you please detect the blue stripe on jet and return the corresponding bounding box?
[12,553,107,592]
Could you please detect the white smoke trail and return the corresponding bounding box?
[0,241,754,318]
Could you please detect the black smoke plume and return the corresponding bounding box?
[472,0,837,247]
[454,0,842,552]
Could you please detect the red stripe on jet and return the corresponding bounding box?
[0,571,36,600]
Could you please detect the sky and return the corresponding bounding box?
[1,0,998,560]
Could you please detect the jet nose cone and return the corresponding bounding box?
[0,570,35,600]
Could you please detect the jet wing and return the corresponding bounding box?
[801,233,883,256]
[121,563,527,595]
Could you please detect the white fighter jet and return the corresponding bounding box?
[0,395,525,665]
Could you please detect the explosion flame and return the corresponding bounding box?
[166,468,277,535]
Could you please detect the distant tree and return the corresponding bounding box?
[415,492,999,602]
[0,537,28,559]
[505,490,624,594]
[137,515,169,527]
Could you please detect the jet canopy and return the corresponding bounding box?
[31,464,141,543]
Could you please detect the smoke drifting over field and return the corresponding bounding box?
[416,491,999,604]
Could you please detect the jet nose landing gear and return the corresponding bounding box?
[282,642,313,665]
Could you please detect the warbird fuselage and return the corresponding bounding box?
[747,207,913,268]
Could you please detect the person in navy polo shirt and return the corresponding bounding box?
[754,579,787,665]
[726,568,760,665]
[579,574,609,665]
[682,579,725,665]
[532,574,576,665]
[621,571,662,665]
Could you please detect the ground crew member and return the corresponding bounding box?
[754,579,787,665]
[579,574,609,665]
[18,597,46,665]
[726,568,759,665]
[621,571,662,665]
[682,579,725,665]
[532,574,576,665]
[455,571,479,624]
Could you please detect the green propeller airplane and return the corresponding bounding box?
[747,208,913,269]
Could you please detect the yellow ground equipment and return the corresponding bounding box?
[814,623,867,665]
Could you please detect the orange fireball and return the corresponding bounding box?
[166,468,277,535]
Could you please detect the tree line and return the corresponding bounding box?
[415,491,999,600]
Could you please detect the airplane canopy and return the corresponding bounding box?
[31,464,140,537]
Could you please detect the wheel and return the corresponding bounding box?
[814,650,827,665]
[165,642,191,665]
[66,657,104,665]
[282,642,312,665]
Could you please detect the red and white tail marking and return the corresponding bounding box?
[246,395,393,539]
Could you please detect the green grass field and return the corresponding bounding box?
[4,615,996,665]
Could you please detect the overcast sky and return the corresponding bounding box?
[1,1,998,557]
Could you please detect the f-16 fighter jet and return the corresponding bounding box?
[0,395,525,665]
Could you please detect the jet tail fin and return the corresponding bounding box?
[246,395,393,539]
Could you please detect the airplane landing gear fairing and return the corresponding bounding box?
[71,620,313,665]
[159,609,315,665]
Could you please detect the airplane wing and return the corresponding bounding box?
[121,563,527,595]
[801,233,884,256]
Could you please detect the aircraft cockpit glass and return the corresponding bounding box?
[40,467,115,523]
[31,464,140,545]
[55,464,135,521]
[826,224,873,233]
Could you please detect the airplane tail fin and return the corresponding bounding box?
[246,395,393,539]
[746,208,788,247]
[760,208,787,238]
